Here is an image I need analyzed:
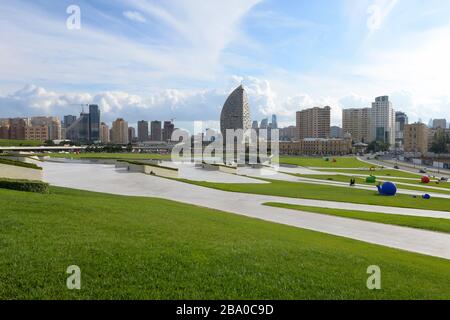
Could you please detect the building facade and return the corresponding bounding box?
[279,126,296,141]
[163,121,175,141]
[395,111,408,148]
[150,121,162,141]
[433,119,447,129]
[280,138,352,156]
[100,122,110,144]
[111,118,129,144]
[25,125,48,141]
[128,127,136,143]
[296,106,331,140]
[342,108,371,143]
[404,123,428,154]
[137,120,149,142]
[370,96,395,146]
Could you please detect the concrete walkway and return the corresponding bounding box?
[41,161,450,260]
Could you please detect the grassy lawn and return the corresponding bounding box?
[178,178,450,212]
[297,174,450,195]
[0,139,42,147]
[46,152,172,160]
[1,187,450,299]
[264,202,450,234]
[280,156,376,168]
[317,168,422,178]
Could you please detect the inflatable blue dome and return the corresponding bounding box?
[377,182,397,196]
[422,194,431,200]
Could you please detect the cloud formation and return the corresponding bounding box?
[123,11,147,23]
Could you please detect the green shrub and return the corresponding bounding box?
[0,179,49,194]
[0,158,42,170]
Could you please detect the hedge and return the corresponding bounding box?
[0,179,49,194]
[0,158,42,170]
[118,160,178,171]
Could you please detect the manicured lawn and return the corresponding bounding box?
[264,203,450,234]
[1,187,450,299]
[280,156,376,168]
[317,168,422,178]
[47,152,172,160]
[0,139,42,147]
[179,178,450,212]
[297,174,450,195]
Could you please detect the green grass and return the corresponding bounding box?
[0,139,42,147]
[47,152,172,160]
[0,158,42,170]
[317,168,422,178]
[280,156,376,168]
[178,178,450,212]
[297,174,450,195]
[264,202,450,234]
[1,187,450,299]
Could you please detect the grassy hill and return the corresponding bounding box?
[0,187,449,299]
[280,156,376,168]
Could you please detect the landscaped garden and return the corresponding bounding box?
[279,156,376,168]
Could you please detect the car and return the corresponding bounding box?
[419,169,427,174]
[394,166,399,169]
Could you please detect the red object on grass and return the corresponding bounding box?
[421,176,430,184]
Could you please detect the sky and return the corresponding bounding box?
[1,0,450,129]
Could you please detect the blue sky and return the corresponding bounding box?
[1,0,450,128]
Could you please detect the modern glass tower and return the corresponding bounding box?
[88,104,100,143]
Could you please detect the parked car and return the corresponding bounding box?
[419,169,427,174]
[394,166,399,169]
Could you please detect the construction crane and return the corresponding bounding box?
[68,104,90,113]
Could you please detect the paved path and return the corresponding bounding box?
[41,161,450,260]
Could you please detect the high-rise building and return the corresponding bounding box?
[404,123,428,154]
[111,118,129,144]
[128,127,136,143]
[279,126,296,141]
[330,126,343,138]
[260,118,269,129]
[88,104,100,143]
[100,122,110,144]
[370,96,395,146]
[433,119,447,129]
[252,121,259,129]
[64,115,77,128]
[137,120,149,142]
[271,115,278,129]
[220,85,252,137]
[66,112,90,143]
[163,121,175,141]
[395,111,408,148]
[150,120,162,141]
[296,106,331,139]
[342,108,371,143]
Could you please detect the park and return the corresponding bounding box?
[1,153,450,299]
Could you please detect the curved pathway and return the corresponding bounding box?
[41,161,450,260]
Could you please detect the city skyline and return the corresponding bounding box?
[1,0,450,127]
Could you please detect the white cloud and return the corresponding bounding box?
[123,10,146,23]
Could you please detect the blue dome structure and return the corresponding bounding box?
[422,194,431,200]
[377,182,397,196]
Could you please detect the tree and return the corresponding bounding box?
[367,141,390,153]
[430,129,449,154]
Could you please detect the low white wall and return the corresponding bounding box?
[0,163,43,181]
[218,165,237,174]
[144,165,178,179]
